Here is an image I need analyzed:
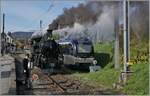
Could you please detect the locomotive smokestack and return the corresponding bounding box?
[47,29,53,36]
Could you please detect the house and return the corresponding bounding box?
[1,32,15,54]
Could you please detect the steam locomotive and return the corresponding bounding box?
[30,27,95,72]
[30,29,63,73]
[58,36,95,68]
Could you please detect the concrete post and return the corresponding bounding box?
[114,3,120,69]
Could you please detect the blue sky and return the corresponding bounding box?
[1,0,85,32]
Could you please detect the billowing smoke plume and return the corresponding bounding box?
[50,1,148,43]
[53,2,118,42]
[130,1,149,43]
[31,27,48,39]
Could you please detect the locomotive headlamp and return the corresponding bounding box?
[93,60,97,65]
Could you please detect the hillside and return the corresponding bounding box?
[11,31,33,40]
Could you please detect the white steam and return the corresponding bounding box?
[53,5,117,42]
[31,27,48,39]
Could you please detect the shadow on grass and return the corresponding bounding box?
[64,64,90,73]
[94,53,111,68]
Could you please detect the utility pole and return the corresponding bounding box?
[1,13,5,56]
[40,20,42,31]
[123,0,129,73]
[2,14,5,34]
[126,0,129,62]
[127,1,130,61]
[0,13,1,57]
[114,3,119,69]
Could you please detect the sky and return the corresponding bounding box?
[1,0,85,32]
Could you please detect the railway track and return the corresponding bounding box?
[32,67,66,94]
[48,75,66,92]
[13,53,122,95]
[31,67,122,95]
[31,67,99,95]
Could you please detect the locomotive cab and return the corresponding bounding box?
[76,37,94,58]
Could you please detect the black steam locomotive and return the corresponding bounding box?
[30,29,63,73]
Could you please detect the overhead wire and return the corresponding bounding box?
[9,0,54,32]
[24,0,55,31]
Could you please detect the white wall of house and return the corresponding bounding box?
[6,35,13,44]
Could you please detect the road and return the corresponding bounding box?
[0,55,14,95]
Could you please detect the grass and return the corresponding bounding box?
[74,63,120,88]
[73,42,149,95]
[123,63,149,95]
[94,42,113,54]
